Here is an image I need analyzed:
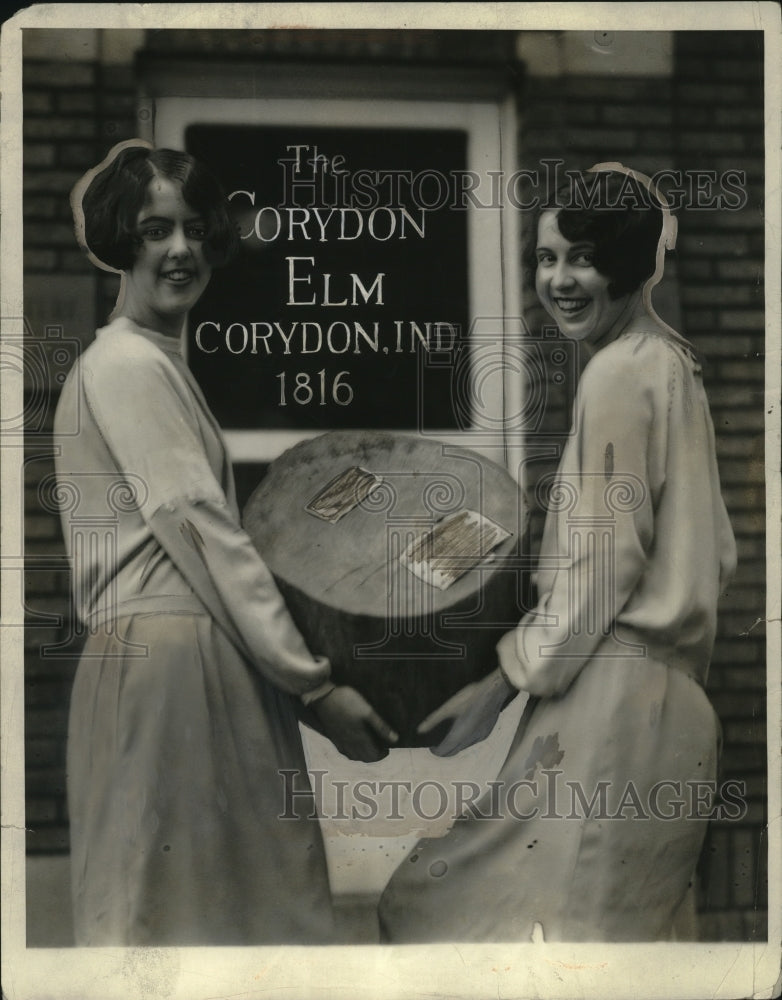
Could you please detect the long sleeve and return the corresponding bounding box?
[499,340,663,697]
[81,331,330,697]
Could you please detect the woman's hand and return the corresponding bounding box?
[418,667,517,758]
[312,686,399,762]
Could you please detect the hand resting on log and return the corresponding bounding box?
[311,685,399,763]
[417,667,518,757]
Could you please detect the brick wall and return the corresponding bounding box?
[23,48,140,853]
[673,31,766,941]
[21,29,767,940]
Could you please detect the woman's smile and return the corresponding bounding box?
[535,210,639,347]
[161,267,197,284]
[553,296,590,316]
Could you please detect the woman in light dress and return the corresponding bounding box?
[378,165,736,943]
[55,141,396,946]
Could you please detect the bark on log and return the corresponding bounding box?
[244,431,529,745]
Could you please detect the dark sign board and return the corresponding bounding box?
[185,125,469,431]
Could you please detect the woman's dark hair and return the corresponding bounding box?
[523,170,665,299]
[79,145,239,270]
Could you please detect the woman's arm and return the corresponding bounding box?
[426,346,663,755]
[499,345,663,698]
[82,338,397,757]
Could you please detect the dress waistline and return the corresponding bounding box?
[599,624,708,685]
[82,595,207,628]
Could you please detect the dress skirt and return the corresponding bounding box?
[67,611,337,946]
[378,651,720,943]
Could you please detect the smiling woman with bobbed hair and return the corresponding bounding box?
[378,164,737,943]
[521,167,667,304]
[55,141,396,946]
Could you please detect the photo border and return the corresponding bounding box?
[2,4,780,999]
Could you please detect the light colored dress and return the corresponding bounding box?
[54,316,336,946]
[378,326,737,942]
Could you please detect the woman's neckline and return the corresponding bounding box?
[99,315,185,358]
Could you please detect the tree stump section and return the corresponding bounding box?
[244,431,528,746]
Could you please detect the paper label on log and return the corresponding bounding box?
[304,466,383,523]
[401,510,513,591]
